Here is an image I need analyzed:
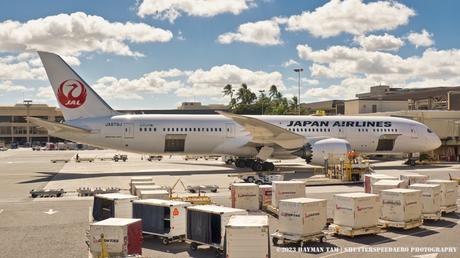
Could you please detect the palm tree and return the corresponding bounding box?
[289,96,298,112]
[223,84,233,98]
[269,85,278,100]
[236,83,256,105]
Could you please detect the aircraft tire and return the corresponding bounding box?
[263,162,275,171]
[235,159,245,168]
[252,162,264,172]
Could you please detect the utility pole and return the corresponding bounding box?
[293,68,303,115]
[259,90,265,115]
[23,99,32,147]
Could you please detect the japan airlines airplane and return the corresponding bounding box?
[29,51,441,171]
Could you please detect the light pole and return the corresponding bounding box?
[259,90,265,115]
[23,99,32,147]
[293,68,303,115]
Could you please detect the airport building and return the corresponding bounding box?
[345,85,460,115]
[0,103,64,145]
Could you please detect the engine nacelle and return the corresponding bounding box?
[293,138,352,165]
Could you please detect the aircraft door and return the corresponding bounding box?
[123,123,134,138]
[225,123,235,138]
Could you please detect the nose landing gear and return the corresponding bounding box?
[234,158,275,171]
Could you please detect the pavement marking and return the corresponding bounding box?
[88,206,92,223]
[44,209,58,215]
[0,209,3,214]
[320,219,460,258]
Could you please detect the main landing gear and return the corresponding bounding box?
[234,158,275,172]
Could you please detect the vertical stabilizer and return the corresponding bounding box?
[38,51,118,120]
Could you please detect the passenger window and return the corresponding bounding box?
[149,128,152,132]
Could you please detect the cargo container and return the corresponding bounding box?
[364,174,397,193]
[409,183,441,219]
[92,193,138,221]
[225,215,269,258]
[186,205,248,254]
[426,180,458,212]
[130,181,156,195]
[278,198,326,236]
[259,185,272,208]
[138,190,170,200]
[130,176,153,185]
[271,181,306,208]
[380,189,422,223]
[372,180,407,195]
[400,174,429,185]
[231,183,259,211]
[132,199,190,244]
[134,185,163,197]
[333,193,380,229]
[89,218,142,257]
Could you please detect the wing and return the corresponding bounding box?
[27,117,91,134]
[217,111,307,149]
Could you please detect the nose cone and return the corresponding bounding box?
[425,133,441,151]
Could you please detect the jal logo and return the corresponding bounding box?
[173,208,179,216]
[57,79,87,108]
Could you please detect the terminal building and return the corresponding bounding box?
[0,103,63,146]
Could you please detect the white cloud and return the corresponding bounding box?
[92,69,185,100]
[36,86,55,100]
[177,64,285,97]
[0,12,173,58]
[286,0,415,38]
[407,29,434,48]
[0,54,46,80]
[282,59,299,67]
[137,0,255,22]
[217,19,282,46]
[0,80,33,92]
[353,34,404,51]
[297,43,460,101]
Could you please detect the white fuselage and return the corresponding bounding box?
[52,114,441,159]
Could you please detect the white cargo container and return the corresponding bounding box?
[138,190,169,200]
[372,180,407,195]
[231,183,259,211]
[130,176,153,186]
[400,174,429,185]
[426,180,457,212]
[225,215,269,258]
[130,181,156,195]
[380,189,422,222]
[132,199,190,244]
[89,218,142,257]
[409,183,441,217]
[135,185,163,197]
[92,193,138,221]
[333,193,380,228]
[272,181,306,208]
[364,174,397,193]
[186,205,248,252]
[259,185,272,208]
[278,198,327,236]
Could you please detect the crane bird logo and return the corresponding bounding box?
[57,79,87,108]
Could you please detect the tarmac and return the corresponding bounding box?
[0,149,459,258]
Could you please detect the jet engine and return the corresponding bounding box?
[292,138,352,165]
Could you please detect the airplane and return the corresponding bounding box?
[29,51,441,171]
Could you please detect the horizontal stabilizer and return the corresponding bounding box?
[27,117,91,134]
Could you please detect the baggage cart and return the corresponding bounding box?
[328,224,380,237]
[378,218,423,229]
[132,199,190,245]
[271,231,326,246]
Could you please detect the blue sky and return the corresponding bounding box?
[0,0,459,109]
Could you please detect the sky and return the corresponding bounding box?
[0,0,459,109]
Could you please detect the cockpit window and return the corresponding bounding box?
[427,128,433,133]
